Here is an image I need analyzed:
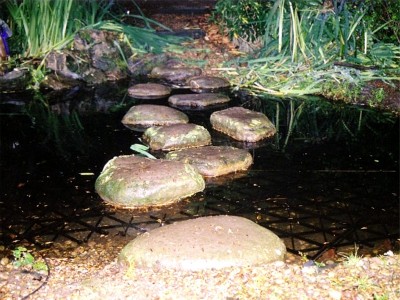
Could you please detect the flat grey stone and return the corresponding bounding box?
[210,107,276,142]
[119,215,286,271]
[128,83,171,99]
[121,104,189,130]
[95,155,205,208]
[166,146,253,177]
[168,93,230,108]
[143,123,211,151]
[150,66,202,82]
[188,76,230,92]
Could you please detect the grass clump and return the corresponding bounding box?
[338,244,363,267]
[5,0,114,58]
[212,0,399,107]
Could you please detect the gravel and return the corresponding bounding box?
[1,236,399,300]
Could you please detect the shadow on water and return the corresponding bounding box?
[0,82,398,258]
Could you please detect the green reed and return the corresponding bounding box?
[5,0,113,57]
[5,0,185,58]
[215,0,399,99]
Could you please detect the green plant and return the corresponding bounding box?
[214,0,398,109]
[362,0,400,44]
[372,88,385,103]
[354,275,375,291]
[298,251,326,268]
[373,293,389,300]
[5,0,186,58]
[339,244,363,266]
[5,0,113,58]
[12,246,48,272]
[211,0,272,42]
[90,21,187,54]
[130,143,156,159]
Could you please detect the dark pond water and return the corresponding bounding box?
[0,81,398,258]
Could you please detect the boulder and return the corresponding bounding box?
[127,83,172,99]
[119,215,286,271]
[127,53,169,76]
[166,146,253,177]
[150,66,202,83]
[121,104,189,130]
[95,155,205,208]
[168,93,230,108]
[210,107,276,142]
[188,76,230,93]
[143,123,211,151]
[0,69,31,92]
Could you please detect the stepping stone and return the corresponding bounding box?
[119,215,286,271]
[168,93,230,108]
[143,123,211,151]
[121,104,189,130]
[150,66,202,83]
[188,76,230,93]
[128,82,171,99]
[166,146,253,177]
[210,107,276,142]
[95,155,205,208]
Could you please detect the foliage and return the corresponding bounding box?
[213,0,399,103]
[361,0,400,44]
[4,0,187,59]
[210,0,272,42]
[5,0,114,57]
[12,246,48,272]
[90,21,187,54]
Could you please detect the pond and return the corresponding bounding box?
[0,81,398,259]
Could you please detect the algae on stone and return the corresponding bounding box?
[95,155,205,208]
[210,107,276,142]
[143,123,211,151]
[166,146,253,177]
[121,104,189,130]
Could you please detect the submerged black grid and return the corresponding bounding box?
[1,167,398,259]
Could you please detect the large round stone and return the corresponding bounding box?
[188,76,230,92]
[143,123,211,151]
[127,83,171,99]
[210,107,276,142]
[168,93,231,108]
[166,146,253,177]
[150,66,202,82]
[95,155,205,208]
[121,104,189,130]
[118,215,286,271]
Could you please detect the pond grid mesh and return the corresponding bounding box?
[1,168,398,259]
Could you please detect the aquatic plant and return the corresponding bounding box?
[212,0,399,103]
[4,0,186,58]
[5,0,113,57]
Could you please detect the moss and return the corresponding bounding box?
[321,80,362,103]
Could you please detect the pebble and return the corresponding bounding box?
[1,257,9,265]
[328,289,342,300]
